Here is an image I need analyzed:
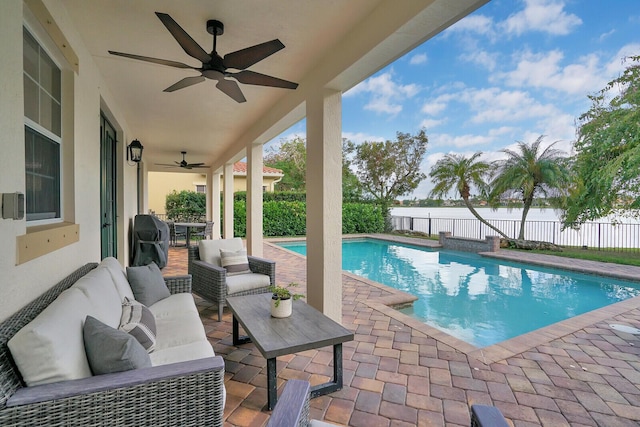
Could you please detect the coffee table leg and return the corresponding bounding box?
[232,316,251,346]
[310,343,343,398]
[267,357,277,410]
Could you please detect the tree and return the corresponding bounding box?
[342,139,363,202]
[429,152,508,238]
[264,137,307,191]
[490,136,571,240]
[565,54,640,225]
[351,130,428,222]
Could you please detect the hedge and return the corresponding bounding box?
[228,201,384,237]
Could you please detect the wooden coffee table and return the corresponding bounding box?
[225,293,354,410]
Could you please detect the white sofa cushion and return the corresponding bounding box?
[199,238,243,267]
[149,341,214,366]
[227,272,271,294]
[71,266,122,328]
[8,288,93,386]
[149,294,209,351]
[98,257,135,301]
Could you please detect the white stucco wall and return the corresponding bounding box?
[0,1,138,321]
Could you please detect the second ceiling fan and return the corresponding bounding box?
[109,12,298,103]
[156,151,209,170]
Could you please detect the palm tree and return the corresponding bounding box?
[490,136,571,240]
[429,152,508,239]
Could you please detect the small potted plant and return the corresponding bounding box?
[268,283,303,318]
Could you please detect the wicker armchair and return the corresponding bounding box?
[188,238,275,321]
[0,264,226,427]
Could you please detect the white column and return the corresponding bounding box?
[246,143,263,257]
[223,162,234,239]
[306,89,342,322]
[211,171,221,239]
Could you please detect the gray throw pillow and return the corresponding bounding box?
[83,316,151,375]
[126,262,171,306]
[119,297,157,352]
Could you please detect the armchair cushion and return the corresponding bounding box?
[199,237,243,267]
[83,316,151,375]
[226,273,271,294]
[220,248,251,276]
[126,262,171,306]
[119,298,157,352]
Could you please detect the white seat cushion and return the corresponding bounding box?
[71,267,122,328]
[97,257,135,302]
[149,294,208,351]
[8,289,93,386]
[199,238,243,267]
[149,341,215,366]
[226,273,270,294]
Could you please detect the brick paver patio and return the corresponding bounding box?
[164,237,640,426]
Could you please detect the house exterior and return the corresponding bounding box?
[148,162,283,216]
[0,0,486,323]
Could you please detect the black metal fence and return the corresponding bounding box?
[391,216,640,252]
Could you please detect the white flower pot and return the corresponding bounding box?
[270,296,292,318]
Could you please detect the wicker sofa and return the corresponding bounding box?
[0,260,225,427]
[188,238,275,321]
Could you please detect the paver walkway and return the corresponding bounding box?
[164,238,640,426]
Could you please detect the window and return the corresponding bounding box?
[196,185,206,194]
[24,27,62,221]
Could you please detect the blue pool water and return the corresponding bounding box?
[278,238,640,347]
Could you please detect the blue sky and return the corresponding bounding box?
[268,0,640,198]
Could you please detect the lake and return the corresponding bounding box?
[390,207,640,249]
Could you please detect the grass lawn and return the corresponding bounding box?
[518,246,640,267]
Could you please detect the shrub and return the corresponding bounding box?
[165,190,205,221]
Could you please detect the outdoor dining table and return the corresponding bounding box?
[173,222,206,247]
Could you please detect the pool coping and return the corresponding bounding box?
[267,234,640,364]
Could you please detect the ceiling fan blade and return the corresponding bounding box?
[216,79,247,103]
[163,76,206,92]
[108,51,194,69]
[188,165,210,168]
[232,70,298,89]
[155,12,211,64]
[223,39,285,70]
[187,163,205,167]
[155,163,179,167]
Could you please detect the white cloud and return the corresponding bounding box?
[598,29,616,42]
[409,53,427,65]
[446,14,495,37]
[500,0,582,36]
[345,72,420,116]
[459,49,498,71]
[430,133,496,149]
[420,118,447,130]
[342,132,385,144]
[458,87,560,124]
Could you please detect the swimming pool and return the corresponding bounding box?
[278,238,640,347]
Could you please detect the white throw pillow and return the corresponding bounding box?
[119,297,157,352]
[220,248,251,276]
[198,238,243,267]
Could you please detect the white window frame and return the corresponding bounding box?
[23,17,67,226]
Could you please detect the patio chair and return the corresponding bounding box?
[168,221,187,247]
[192,221,214,241]
[188,237,275,321]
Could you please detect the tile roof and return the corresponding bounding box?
[234,162,283,176]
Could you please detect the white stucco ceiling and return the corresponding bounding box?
[60,0,487,172]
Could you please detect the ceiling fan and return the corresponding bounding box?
[156,151,209,170]
[108,12,298,103]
